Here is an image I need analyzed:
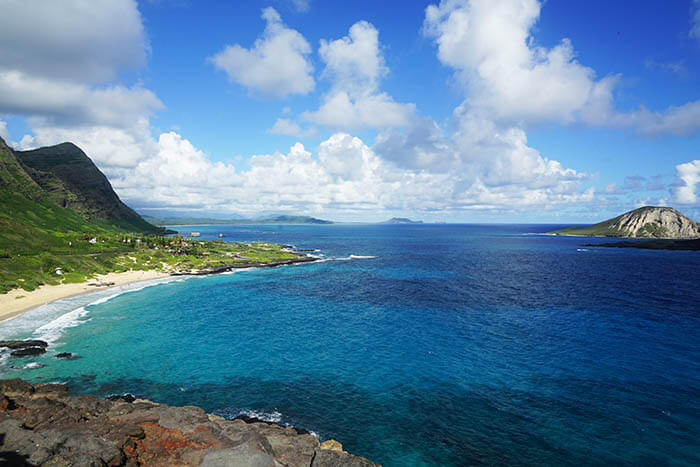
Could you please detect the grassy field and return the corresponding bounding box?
[0,233,303,294]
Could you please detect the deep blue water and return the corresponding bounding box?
[1,224,699,466]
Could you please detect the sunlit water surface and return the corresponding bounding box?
[1,224,698,466]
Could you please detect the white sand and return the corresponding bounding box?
[0,270,170,323]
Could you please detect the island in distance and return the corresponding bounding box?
[380,217,424,224]
[550,206,700,251]
[548,206,700,239]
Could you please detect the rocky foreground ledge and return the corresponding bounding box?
[0,379,378,466]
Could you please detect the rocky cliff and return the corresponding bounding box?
[16,142,163,234]
[0,379,378,466]
[550,206,700,238]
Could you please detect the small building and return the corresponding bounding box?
[89,237,97,244]
[55,268,64,275]
[191,232,201,237]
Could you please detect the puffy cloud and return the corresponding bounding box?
[208,8,314,98]
[608,101,700,137]
[319,21,387,97]
[290,0,310,13]
[0,0,146,83]
[304,21,415,130]
[0,121,9,143]
[267,118,317,138]
[17,121,158,169]
[423,0,700,137]
[72,129,589,217]
[423,0,605,125]
[374,118,455,172]
[692,0,700,43]
[0,70,162,129]
[304,91,415,130]
[0,0,162,161]
[673,160,700,204]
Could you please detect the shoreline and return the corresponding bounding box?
[0,270,171,323]
[0,255,319,324]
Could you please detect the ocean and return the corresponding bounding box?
[1,224,698,466]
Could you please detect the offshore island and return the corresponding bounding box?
[548,206,700,250]
[0,138,378,465]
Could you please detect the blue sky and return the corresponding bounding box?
[1,0,699,222]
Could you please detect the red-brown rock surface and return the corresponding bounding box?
[0,379,378,466]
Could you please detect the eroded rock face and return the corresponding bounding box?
[610,207,700,238]
[0,379,379,466]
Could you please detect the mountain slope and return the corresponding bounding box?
[550,206,700,238]
[16,143,161,233]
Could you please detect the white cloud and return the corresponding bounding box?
[0,121,9,143]
[208,7,314,98]
[304,21,415,130]
[267,118,317,137]
[673,160,700,204]
[319,21,387,97]
[423,0,605,125]
[290,0,310,13]
[692,0,700,43]
[0,70,162,129]
[608,101,700,138]
[423,0,700,137]
[18,121,158,168]
[66,128,589,217]
[0,0,147,83]
[304,91,415,130]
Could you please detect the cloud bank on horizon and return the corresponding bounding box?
[0,0,699,221]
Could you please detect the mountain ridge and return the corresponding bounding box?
[16,142,163,234]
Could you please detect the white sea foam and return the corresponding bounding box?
[237,409,283,423]
[576,248,589,252]
[0,276,184,345]
[22,362,44,370]
[330,254,377,261]
[34,306,91,345]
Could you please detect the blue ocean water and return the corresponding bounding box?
[1,224,699,466]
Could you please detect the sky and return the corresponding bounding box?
[1,0,700,223]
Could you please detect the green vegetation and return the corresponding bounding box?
[549,224,626,237]
[636,223,668,238]
[16,143,168,234]
[0,137,303,294]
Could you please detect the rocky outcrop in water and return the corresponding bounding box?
[551,206,700,238]
[0,379,378,466]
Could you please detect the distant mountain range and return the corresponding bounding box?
[142,214,334,225]
[549,206,700,238]
[381,217,423,224]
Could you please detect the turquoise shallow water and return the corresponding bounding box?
[1,224,699,465]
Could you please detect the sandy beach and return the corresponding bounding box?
[0,270,171,323]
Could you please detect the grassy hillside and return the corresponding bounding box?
[16,143,164,234]
[0,138,308,294]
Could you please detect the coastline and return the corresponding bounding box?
[0,270,171,323]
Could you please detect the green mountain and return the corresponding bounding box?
[549,206,700,238]
[16,143,162,234]
[0,136,165,255]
